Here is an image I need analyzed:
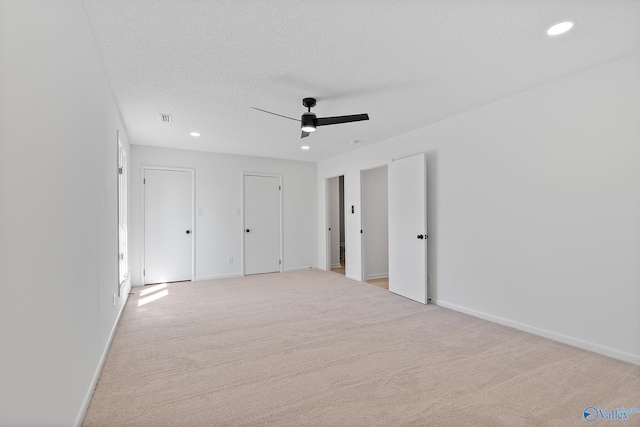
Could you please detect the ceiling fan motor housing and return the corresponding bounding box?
[301,112,317,131]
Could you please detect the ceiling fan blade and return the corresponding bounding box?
[316,113,369,126]
[251,107,299,122]
[301,131,310,138]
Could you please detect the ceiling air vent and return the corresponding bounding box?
[159,113,172,123]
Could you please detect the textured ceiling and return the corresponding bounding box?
[81,0,640,162]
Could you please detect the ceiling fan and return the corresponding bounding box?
[252,98,369,138]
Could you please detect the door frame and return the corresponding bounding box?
[241,172,283,275]
[141,165,195,284]
[116,131,128,297]
[324,171,346,272]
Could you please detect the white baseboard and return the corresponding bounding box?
[133,273,244,285]
[283,266,317,273]
[432,299,640,366]
[195,268,320,280]
[331,263,342,268]
[74,282,131,427]
[365,273,389,281]
[194,273,243,281]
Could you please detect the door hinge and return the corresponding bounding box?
[143,269,145,276]
[118,167,123,175]
[143,178,146,184]
[279,260,281,265]
[279,185,281,190]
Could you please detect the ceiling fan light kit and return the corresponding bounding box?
[301,112,317,132]
[253,97,369,139]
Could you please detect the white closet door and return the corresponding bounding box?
[244,175,281,275]
[144,169,193,284]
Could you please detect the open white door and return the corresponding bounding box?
[144,169,193,284]
[244,175,281,275]
[388,153,427,303]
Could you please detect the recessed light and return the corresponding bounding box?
[547,21,574,37]
[190,132,200,137]
[301,145,310,150]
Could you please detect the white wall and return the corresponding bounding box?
[328,177,341,267]
[0,1,132,425]
[130,146,317,284]
[318,52,640,365]
[362,166,389,279]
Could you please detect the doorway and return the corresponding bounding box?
[361,166,389,289]
[143,167,194,285]
[327,175,345,274]
[243,174,282,275]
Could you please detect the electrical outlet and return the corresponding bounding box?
[228,257,233,264]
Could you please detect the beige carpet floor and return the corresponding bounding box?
[331,259,345,275]
[83,269,640,426]
[367,277,389,289]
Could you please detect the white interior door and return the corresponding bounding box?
[144,169,193,284]
[388,153,427,303]
[244,175,281,275]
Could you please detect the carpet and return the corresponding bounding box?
[83,269,640,426]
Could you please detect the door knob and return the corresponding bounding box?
[186,230,191,235]
[417,234,424,239]
[245,229,250,233]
